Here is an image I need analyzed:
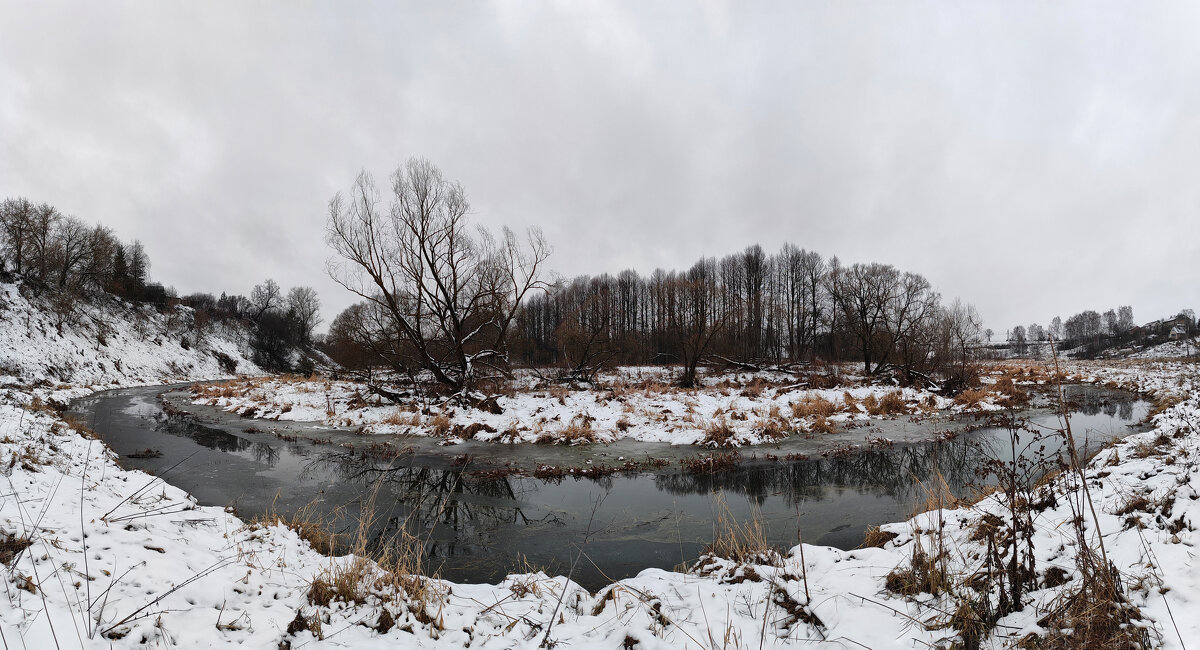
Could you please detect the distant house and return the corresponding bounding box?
[1144,314,1192,337]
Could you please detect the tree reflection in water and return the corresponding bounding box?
[657,438,985,509]
[133,384,1146,588]
[298,451,566,568]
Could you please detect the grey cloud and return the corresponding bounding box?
[1,0,1197,333]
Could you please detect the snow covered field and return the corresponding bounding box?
[188,366,1045,446]
[4,280,1200,648]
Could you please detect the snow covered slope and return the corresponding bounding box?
[0,281,261,389]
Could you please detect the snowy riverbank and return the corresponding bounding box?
[4,336,1200,646]
[185,365,1055,446]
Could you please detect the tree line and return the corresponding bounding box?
[323,159,984,393]
[507,247,983,388]
[0,196,322,372]
[0,197,160,304]
[1005,305,1196,357]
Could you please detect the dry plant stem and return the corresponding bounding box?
[80,440,95,638]
[100,449,200,521]
[539,493,604,648]
[796,506,810,603]
[100,557,236,637]
[1048,337,1113,577]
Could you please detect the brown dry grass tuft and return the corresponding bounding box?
[808,415,834,434]
[885,537,951,597]
[251,501,342,556]
[791,395,837,419]
[864,391,910,415]
[739,377,770,398]
[559,414,597,444]
[701,495,781,566]
[1,532,33,566]
[994,376,1031,407]
[754,417,787,441]
[858,525,899,549]
[954,388,989,408]
[61,413,100,439]
[380,409,420,427]
[301,482,438,614]
[1036,559,1153,649]
[427,413,452,437]
[702,418,737,447]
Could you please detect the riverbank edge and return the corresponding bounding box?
[3,360,1199,648]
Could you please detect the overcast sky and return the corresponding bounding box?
[2,1,1197,334]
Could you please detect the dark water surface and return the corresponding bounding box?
[70,384,1149,590]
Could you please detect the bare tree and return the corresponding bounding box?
[50,215,90,289]
[828,262,898,374]
[127,240,149,295]
[1102,309,1118,337]
[286,286,322,344]
[554,278,617,382]
[28,202,60,285]
[1009,325,1027,355]
[326,158,551,393]
[250,279,283,320]
[669,259,728,388]
[944,299,983,389]
[1116,306,1134,334]
[0,197,34,274]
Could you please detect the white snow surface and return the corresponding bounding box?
[191,367,975,446]
[3,291,1200,649]
[1127,338,1200,360]
[0,282,262,395]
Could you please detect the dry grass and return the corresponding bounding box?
[807,415,834,434]
[754,417,787,441]
[858,525,898,549]
[885,472,955,597]
[993,376,1031,407]
[192,378,261,400]
[885,546,950,596]
[0,532,33,566]
[251,501,342,556]
[739,377,770,398]
[427,413,452,437]
[296,483,438,616]
[380,409,421,427]
[701,495,781,566]
[1148,394,1187,419]
[559,414,597,444]
[953,388,989,408]
[864,391,910,415]
[681,452,742,474]
[702,418,737,447]
[1036,557,1153,649]
[791,395,837,419]
[61,413,99,439]
[911,471,958,517]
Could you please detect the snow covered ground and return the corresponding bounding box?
[4,282,1200,648]
[189,366,1044,446]
[1126,338,1200,360]
[4,358,1199,648]
[0,281,261,394]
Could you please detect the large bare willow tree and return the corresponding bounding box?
[326,158,551,394]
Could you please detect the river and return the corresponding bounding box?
[69,383,1149,590]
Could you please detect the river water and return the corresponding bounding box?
[69,383,1149,590]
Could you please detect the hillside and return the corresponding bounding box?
[0,280,261,392]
